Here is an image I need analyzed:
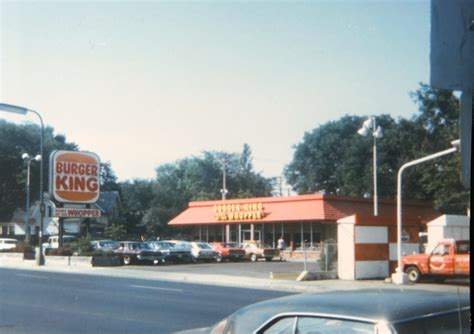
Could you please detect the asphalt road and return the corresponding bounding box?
[0,267,291,334]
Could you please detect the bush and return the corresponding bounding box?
[318,238,338,271]
[45,247,73,256]
[75,234,93,256]
[15,241,35,254]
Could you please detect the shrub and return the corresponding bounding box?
[15,241,35,254]
[45,247,73,256]
[318,238,338,271]
[75,234,93,256]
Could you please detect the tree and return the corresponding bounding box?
[100,161,120,191]
[406,84,469,213]
[0,120,78,221]
[284,115,397,197]
[130,144,274,238]
[284,84,469,214]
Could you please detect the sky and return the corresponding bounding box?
[0,0,430,182]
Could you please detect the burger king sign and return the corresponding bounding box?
[49,150,101,204]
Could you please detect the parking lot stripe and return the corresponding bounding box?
[130,285,183,292]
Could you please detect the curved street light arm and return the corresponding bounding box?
[394,144,459,284]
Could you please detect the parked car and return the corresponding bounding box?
[42,235,77,255]
[113,241,164,265]
[176,241,216,262]
[241,241,278,262]
[402,239,470,283]
[90,239,119,252]
[0,238,18,251]
[177,288,470,334]
[147,240,193,263]
[210,242,245,262]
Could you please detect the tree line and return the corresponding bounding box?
[0,84,469,239]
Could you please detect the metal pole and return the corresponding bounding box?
[27,110,45,266]
[303,239,307,272]
[0,104,44,264]
[25,160,31,242]
[394,144,458,283]
[221,160,227,200]
[372,117,378,216]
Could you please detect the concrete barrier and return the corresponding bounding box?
[92,256,122,267]
[0,252,24,264]
[69,256,93,267]
[44,255,93,268]
[44,255,69,266]
[296,270,338,281]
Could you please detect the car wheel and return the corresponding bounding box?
[123,256,132,265]
[250,253,258,262]
[406,266,421,283]
[216,253,223,262]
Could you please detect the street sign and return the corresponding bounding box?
[49,150,101,203]
[53,208,101,218]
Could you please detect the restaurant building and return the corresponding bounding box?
[168,194,440,251]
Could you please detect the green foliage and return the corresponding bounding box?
[104,223,127,241]
[284,83,470,214]
[0,120,78,220]
[120,144,274,239]
[76,234,93,256]
[319,239,337,271]
[100,162,120,191]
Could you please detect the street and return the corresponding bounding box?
[0,267,291,334]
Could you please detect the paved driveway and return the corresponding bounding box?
[115,259,324,279]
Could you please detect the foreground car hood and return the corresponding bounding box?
[173,327,209,334]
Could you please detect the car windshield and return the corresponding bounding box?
[197,243,212,249]
[130,243,151,250]
[99,241,117,247]
[175,243,192,250]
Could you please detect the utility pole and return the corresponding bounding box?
[220,160,228,200]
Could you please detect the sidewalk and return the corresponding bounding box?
[0,260,468,294]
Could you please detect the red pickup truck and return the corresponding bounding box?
[402,239,470,283]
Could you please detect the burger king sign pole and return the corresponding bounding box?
[49,151,101,244]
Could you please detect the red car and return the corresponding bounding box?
[210,242,246,262]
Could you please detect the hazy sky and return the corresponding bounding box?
[0,0,430,182]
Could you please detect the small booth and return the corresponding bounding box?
[425,215,470,253]
[337,214,422,280]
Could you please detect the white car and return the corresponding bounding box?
[42,235,77,254]
[191,242,217,262]
[0,238,18,250]
[177,241,216,262]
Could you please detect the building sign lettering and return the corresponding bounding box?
[49,150,101,204]
[213,202,266,221]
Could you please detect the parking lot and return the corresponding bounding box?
[115,258,323,279]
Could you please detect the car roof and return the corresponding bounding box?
[231,289,470,328]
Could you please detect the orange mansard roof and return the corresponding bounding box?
[168,194,439,227]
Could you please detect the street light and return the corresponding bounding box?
[22,153,42,242]
[391,139,460,285]
[0,103,45,265]
[220,160,229,200]
[357,116,383,216]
